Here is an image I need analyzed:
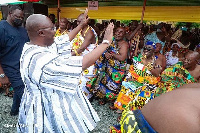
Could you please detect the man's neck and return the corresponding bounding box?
[6,18,14,27]
[155,52,160,56]
[187,65,196,71]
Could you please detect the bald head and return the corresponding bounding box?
[26,14,52,32]
[26,14,55,46]
[186,51,200,60]
[184,51,200,69]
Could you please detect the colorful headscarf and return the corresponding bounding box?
[146,41,156,49]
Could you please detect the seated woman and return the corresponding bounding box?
[114,41,162,111]
[87,27,128,104]
[165,42,184,68]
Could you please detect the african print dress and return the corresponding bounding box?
[87,39,127,101]
[114,54,161,110]
[71,26,98,99]
[155,61,196,97]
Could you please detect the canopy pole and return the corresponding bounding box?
[140,0,147,23]
[57,0,60,26]
[134,0,147,56]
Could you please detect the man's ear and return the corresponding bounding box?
[37,30,45,37]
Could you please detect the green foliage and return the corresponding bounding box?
[175,22,200,28]
[191,23,200,28]
[120,20,132,26]
[175,22,186,28]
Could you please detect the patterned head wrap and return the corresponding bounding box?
[146,41,156,49]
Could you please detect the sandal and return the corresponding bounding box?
[4,91,13,97]
[117,116,121,122]
[8,91,13,97]
[116,109,122,114]
[109,105,117,110]
[99,100,106,105]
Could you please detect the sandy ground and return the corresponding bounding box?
[0,91,120,133]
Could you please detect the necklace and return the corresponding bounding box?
[141,55,155,71]
[172,52,178,57]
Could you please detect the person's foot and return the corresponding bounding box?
[117,116,121,122]
[99,100,106,105]
[109,105,117,110]
[116,109,122,114]
[10,111,18,116]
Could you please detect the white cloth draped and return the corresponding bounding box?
[17,34,100,133]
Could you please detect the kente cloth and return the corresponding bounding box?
[18,34,100,133]
[165,50,179,68]
[87,39,127,100]
[114,54,160,110]
[144,32,165,54]
[54,28,68,37]
[110,110,157,133]
[128,33,140,62]
[71,26,98,99]
[155,62,196,97]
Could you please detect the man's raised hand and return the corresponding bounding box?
[103,22,114,45]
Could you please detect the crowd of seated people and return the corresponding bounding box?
[0,11,200,132]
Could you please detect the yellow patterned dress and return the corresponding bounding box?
[54,28,68,37]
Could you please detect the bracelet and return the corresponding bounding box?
[102,40,110,45]
[74,49,80,56]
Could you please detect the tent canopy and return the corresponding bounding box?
[41,0,200,7]
[0,0,200,22]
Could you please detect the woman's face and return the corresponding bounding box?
[172,44,179,52]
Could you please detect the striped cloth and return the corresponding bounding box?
[17,34,100,133]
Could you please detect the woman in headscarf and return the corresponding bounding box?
[165,42,184,68]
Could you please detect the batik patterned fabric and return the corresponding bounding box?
[110,110,157,133]
[18,34,100,133]
[114,54,160,110]
[71,26,98,99]
[155,62,196,97]
[87,39,127,100]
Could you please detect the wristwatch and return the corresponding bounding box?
[0,73,5,78]
[102,40,110,45]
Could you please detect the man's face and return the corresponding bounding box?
[143,45,154,58]
[10,9,24,27]
[39,19,55,46]
[114,27,125,41]
[155,43,162,52]
[183,53,197,69]
[59,19,68,29]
